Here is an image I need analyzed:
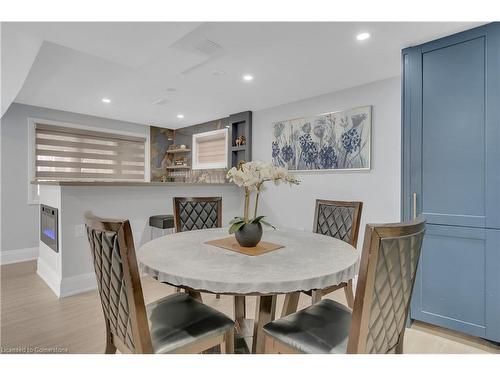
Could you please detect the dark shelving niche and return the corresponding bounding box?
[228,111,252,168]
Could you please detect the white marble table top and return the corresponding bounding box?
[138,228,359,295]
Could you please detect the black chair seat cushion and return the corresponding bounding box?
[149,215,175,229]
[263,299,352,354]
[147,293,234,353]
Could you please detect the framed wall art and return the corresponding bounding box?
[272,105,371,171]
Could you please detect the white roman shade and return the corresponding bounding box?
[192,129,228,170]
[34,123,146,181]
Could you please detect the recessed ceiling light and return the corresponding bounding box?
[101,98,111,103]
[177,114,184,119]
[243,74,254,81]
[356,32,371,41]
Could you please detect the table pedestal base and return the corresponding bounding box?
[252,295,277,353]
[234,318,253,354]
[233,295,278,354]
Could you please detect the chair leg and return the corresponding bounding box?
[104,327,117,354]
[222,328,234,354]
[176,287,181,293]
[395,330,405,354]
[344,279,355,308]
[105,342,117,354]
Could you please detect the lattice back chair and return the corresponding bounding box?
[85,213,153,354]
[347,218,425,353]
[264,218,426,354]
[314,199,363,247]
[85,212,234,354]
[173,197,222,232]
[173,197,222,298]
[309,200,363,307]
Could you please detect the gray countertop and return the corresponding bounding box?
[32,180,232,187]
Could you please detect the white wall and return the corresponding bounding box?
[1,24,42,117]
[252,77,401,249]
[37,183,241,297]
[0,103,149,256]
[60,185,241,277]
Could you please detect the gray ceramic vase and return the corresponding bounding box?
[235,222,263,247]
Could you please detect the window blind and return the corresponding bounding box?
[35,123,146,181]
[197,137,226,165]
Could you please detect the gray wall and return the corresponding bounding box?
[0,103,149,252]
[252,77,401,249]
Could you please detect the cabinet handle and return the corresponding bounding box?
[412,192,417,220]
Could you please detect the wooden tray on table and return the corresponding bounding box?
[205,236,284,256]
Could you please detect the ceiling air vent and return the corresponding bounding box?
[195,39,223,56]
[171,29,225,75]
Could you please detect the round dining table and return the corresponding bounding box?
[138,227,359,354]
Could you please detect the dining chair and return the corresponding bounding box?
[84,212,234,354]
[264,217,426,354]
[173,196,223,299]
[173,196,222,233]
[305,199,363,307]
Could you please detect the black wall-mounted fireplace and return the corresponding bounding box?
[40,204,58,252]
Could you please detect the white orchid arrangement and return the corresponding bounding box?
[226,161,300,234]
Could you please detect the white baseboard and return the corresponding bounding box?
[36,257,97,298]
[36,256,62,297]
[60,272,97,297]
[0,246,39,265]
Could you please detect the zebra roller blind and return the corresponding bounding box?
[197,137,226,164]
[192,129,228,169]
[35,123,146,181]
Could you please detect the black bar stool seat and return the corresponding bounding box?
[149,215,175,230]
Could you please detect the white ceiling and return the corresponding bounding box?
[3,22,484,128]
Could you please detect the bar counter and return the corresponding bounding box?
[35,180,240,298]
[32,180,230,186]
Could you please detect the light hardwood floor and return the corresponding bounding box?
[1,261,498,354]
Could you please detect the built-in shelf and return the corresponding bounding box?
[229,111,252,168]
[166,148,191,154]
[166,165,191,170]
[231,145,247,151]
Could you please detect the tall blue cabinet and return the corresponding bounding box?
[402,22,500,343]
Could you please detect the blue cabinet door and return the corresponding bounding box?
[410,225,500,341]
[403,23,500,342]
[421,36,486,228]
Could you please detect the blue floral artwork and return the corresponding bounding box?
[272,106,371,171]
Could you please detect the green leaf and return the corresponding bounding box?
[229,221,246,234]
[250,215,266,223]
[229,217,245,225]
[260,220,276,230]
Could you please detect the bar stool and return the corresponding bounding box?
[149,214,184,294]
[149,214,175,240]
